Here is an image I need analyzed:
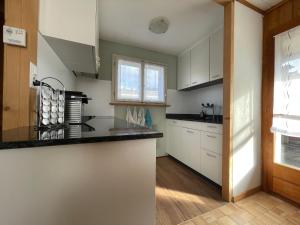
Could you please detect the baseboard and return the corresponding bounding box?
[156,154,168,158]
[232,186,261,202]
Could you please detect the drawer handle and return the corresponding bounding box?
[207,126,217,129]
[173,121,177,124]
[192,81,198,84]
[206,153,217,158]
[207,135,216,139]
[186,130,194,134]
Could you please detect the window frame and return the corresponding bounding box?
[112,54,168,105]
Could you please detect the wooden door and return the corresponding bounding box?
[262,0,300,205]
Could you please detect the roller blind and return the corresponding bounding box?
[144,64,165,103]
[117,59,142,101]
[271,25,300,137]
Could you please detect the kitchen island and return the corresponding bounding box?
[0,117,162,225]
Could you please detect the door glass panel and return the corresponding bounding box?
[275,133,300,169]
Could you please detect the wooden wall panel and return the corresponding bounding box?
[262,0,300,195]
[3,0,38,130]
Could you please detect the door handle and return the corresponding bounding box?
[207,135,216,139]
[206,153,217,158]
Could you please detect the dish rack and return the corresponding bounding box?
[37,77,66,129]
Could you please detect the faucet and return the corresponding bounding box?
[201,103,215,119]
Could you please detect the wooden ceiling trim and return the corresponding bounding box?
[237,0,265,15]
[265,0,290,15]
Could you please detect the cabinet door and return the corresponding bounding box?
[210,27,224,81]
[177,50,191,90]
[167,124,182,160]
[201,132,222,155]
[181,128,201,173]
[201,150,222,185]
[191,38,210,86]
[39,0,97,46]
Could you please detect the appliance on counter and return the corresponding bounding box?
[34,77,66,128]
[65,91,92,124]
[34,79,95,140]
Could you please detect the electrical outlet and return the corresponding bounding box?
[29,62,37,88]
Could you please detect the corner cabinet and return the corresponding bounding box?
[177,27,224,90]
[166,119,223,185]
[210,27,224,81]
[39,0,100,75]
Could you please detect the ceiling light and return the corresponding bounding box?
[149,17,170,34]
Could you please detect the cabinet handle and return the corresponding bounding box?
[172,121,177,124]
[192,81,198,85]
[207,125,217,129]
[207,135,216,139]
[211,75,219,79]
[206,153,217,158]
[186,130,194,134]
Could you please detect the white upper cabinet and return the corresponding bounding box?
[191,38,210,86]
[39,0,100,75]
[210,27,224,81]
[177,50,191,90]
[177,26,224,90]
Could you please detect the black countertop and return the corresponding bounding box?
[166,114,223,124]
[0,117,163,150]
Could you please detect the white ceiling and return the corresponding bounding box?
[246,0,283,10]
[99,0,224,55]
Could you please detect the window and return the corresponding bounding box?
[113,55,166,104]
[271,25,300,169]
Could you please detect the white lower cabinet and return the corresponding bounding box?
[166,124,182,161]
[167,119,222,185]
[201,150,222,185]
[181,128,201,173]
[201,132,222,155]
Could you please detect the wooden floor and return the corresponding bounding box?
[156,156,225,225]
[179,192,300,225]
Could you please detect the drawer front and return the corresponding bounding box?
[202,123,223,134]
[201,132,222,154]
[180,120,202,130]
[167,119,202,130]
[167,119,182,127]
[201,150,222,185]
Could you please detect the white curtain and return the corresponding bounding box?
[271,25,300,137]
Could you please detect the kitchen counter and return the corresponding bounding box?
[166,114,223,124]
[0,116,163,150]
[0,117,157,225]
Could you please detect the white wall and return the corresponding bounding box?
[75,77,114,117]
[167,84,223,115]
[37,33,76,90]
[232,2,263,197]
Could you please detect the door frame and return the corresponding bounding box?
[215,0,235,202]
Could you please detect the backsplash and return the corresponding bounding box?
[167,84,223,115]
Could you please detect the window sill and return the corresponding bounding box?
[110,101,170,107]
